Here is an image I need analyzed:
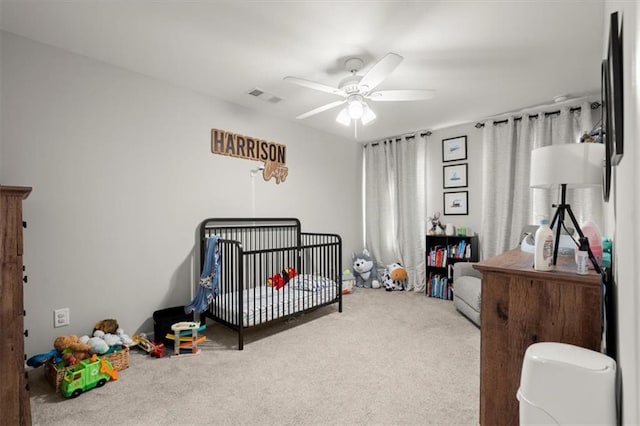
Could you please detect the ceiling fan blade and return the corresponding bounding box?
[367,89,436,102]
[358,52,403,92]
[284,76,344,96]
[296,100,346,119]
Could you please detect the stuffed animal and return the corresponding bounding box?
[87,336,110,354]
[116,327,135,346]
[80,327,133,354]
[93,319,119,334]
[267,267,297,290]
[352,249,381,289]
[428,212,445,235]
[267,273,285,290]
[382,262,408,291]
[53,335,91,365]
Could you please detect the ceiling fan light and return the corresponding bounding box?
[347,100,364,119]
[336,108,351,126]
[361,104,376,125]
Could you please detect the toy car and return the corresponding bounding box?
[61,354,117,398]
[132,334,165,358]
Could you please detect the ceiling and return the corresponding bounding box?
[0,1,604,142]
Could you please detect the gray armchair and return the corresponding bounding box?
[453,262,482,327]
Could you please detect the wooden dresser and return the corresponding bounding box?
[474,248,602,426]
[0,186,32,425]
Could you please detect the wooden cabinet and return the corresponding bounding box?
[425,234,478,299]
[0,186,32,425]
[474,248,602,426]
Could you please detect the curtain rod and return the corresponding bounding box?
[474,101,601,128]
[365,130,432,147]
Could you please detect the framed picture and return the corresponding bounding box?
[443,163,468,188]
[607,11,624,166]
[443,191,468,215]
[442,136,467,163]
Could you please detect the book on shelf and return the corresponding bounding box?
[426,272,453,300]
[428,246,448,267]
[447,239,469,259]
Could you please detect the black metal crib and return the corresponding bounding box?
[198,218,342,350]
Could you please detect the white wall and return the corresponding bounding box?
[602,2,640,423]
[427,123,483,237]
[0,31,362,356]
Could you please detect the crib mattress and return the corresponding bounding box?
[211,275,338,327]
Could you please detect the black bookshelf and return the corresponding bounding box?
[425,234,479,299]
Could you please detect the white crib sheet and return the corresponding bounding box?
[212,276,338,327]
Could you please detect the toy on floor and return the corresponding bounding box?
[93,318,119,334]
[54,335,92,366]
[342,269,355,294]
[352,249,381,289]
[80,326,135,355]
[170,321,203,356]
[27,334,91,369]
[26,349,62,368]
[382,262,408,291]
[60,354,117,398]
[132,334,165,358]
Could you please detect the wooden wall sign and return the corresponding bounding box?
[211,128,288,184]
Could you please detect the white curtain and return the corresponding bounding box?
[363,134,427,291]
[481,101,602,259]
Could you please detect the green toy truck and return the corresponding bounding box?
[60,355,118,398]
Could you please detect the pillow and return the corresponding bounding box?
[289,274,334,291]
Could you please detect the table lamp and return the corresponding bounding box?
[529,143,605,273]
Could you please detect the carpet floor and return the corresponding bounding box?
[29,288,480,425]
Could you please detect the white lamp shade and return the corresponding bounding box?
[361,104,377,125]
[348,100,364,119]
[335,108,351,126]
[529,143,605,188]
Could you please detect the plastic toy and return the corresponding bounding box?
[352,249,381,289]
[60,354,117,398]
[342,269,355,294]
[132,334,165,358]
[170,321,202,356]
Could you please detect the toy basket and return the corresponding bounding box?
[45,346,130,392]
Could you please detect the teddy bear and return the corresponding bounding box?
[53,335,92,366]
[352,249,381,289]
[382,262,408,291]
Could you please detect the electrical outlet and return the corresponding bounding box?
[54,308,70,328]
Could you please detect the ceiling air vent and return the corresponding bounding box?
[248,87,283,104]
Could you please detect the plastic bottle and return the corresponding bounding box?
[534,219,554,271]
[579,221,602,268]
[576,238,589,275]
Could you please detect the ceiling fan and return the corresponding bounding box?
[284,52,435,127]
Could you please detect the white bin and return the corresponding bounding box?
[517,342,616,425]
